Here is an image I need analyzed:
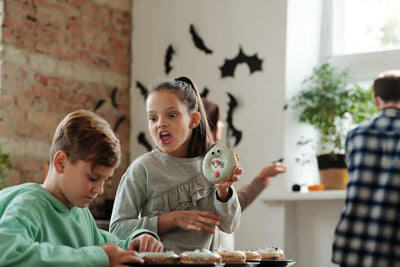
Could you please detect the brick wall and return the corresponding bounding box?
[0,0,132,219]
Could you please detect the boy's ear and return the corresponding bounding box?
[190,112,201,129]
[53,151,68,173]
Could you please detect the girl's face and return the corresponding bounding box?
[146,90,199,158]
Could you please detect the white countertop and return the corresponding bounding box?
[262,190,346,203]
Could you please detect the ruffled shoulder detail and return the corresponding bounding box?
[143,174,215,216]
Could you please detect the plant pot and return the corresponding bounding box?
[317,154,348,190]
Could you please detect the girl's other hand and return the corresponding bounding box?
[158,210,220,235]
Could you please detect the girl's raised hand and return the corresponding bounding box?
[215,153,242,201]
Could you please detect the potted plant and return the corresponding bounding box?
[0,143,12,190]
[285,61,378,189]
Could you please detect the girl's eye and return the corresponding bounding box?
[149,116,157,122]
[89,177,98,182]
[169,112,177,118]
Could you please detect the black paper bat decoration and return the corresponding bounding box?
[200,87,210,98]
[136,81,148,100]
[226,92,242,147]
[189,24,213,54]
[111,87,118,108]
[114,115,126,132]
[138,132,153,152]
[94,99,105,111]
[164,45,175,74]
[219,47,263,78]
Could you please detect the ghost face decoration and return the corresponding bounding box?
[202,146,237,183]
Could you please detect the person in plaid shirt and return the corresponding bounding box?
[332,70,400,267]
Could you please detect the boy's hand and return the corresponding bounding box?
[128,233,163,252]
[101,242,143,266]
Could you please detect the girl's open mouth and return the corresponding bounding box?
[160,131,172,144]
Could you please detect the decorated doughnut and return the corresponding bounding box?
[202,146,237,183]
[258,246,285,261]
[216,250,246,263]
[179,249,222,264]
[243,250,262,262]
[139,251,179,264]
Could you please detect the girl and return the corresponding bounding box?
[110,77,242,253]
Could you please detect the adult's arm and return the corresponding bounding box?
[237,177,266,211]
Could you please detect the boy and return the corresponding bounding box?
[0,110,163,266]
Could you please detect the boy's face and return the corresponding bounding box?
[57,156,115,208]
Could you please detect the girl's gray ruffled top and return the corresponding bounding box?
[110,149,241,253]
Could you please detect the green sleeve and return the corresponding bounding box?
[0,214,109,267]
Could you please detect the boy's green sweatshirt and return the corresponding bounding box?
[0,183,158,266]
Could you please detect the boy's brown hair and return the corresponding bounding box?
[49,110,121,169]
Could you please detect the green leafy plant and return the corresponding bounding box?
[285,61,378,155]
[0,143,12,190]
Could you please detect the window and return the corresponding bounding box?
[333,0,400,55]
[322,0,400,82]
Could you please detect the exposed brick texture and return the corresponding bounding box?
[0,0,131,219]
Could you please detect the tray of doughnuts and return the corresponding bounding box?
[126,248,295,267]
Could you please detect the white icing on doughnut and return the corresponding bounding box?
[179,249,222,264]
[258,246,285,261]
[243,250,262,261]
[139,251,179,263]
[216,250,246,263]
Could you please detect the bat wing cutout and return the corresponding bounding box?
[114,115,126,132]
[136,81,148,100]
[94,99,105,111]
[138,132,153,152]
[190,24,213,54]
[111,87,118,108]
[219,47,263,78]
[164,45,175,74]
[200,87,210,98]
[226,92,242,147]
